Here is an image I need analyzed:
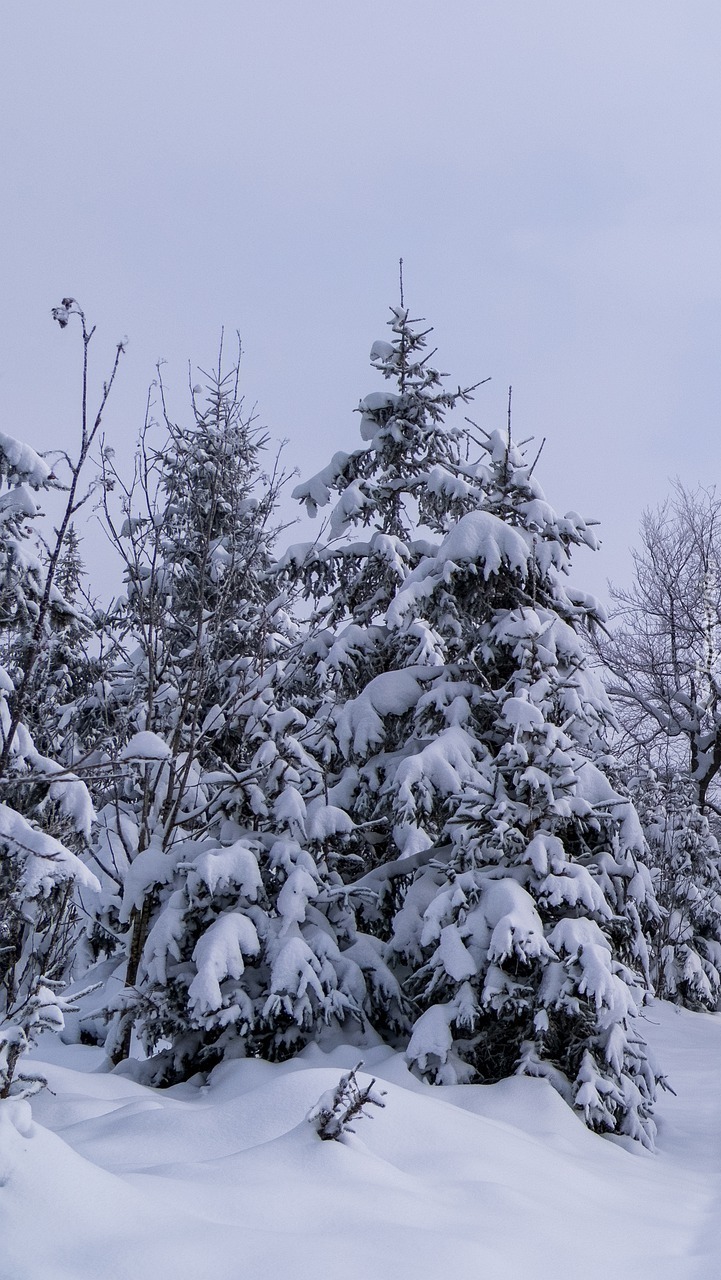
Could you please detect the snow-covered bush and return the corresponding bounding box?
[0,977,78,1099]
[307,1062,386,1141]
[0,794,97,1011]
[124,827,374,1076]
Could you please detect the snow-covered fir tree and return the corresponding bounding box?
[78,352,283,1056]
[1,300,125,1064]
[81,350,402,1077]
[7,524,94,762]
[286,303,661,1145]
[286,304,487,870]
[0,429,98,1095]
[630,769,721,1010]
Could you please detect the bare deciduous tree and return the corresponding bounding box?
[597,483,721,813]
[0,300,125,777]
[0,302,121,1083]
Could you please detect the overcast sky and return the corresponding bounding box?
[3,2,721,605]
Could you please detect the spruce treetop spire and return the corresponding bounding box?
[287,299,489,627]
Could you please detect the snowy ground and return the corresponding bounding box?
[2,1002,721,1280]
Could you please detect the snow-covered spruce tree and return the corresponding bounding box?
[1,300,124,777]
[7,525,96,763]
[88,347,400,1077]
[0,424,99,1091]
[630,769,721,1009]
[86,348,282,1057]
[286,305,488,867]
[287,303,661,1145]
[0,302,126,1071]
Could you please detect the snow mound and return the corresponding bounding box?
[17,1004,721,1280]
[119,731,172,762]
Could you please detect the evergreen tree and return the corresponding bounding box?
[287,304,486,869]
[82,351,280,1053]
[1,298,124,1053]
[631,769,721,1009]
[0,428,98,1088]
[9,525,95,762]
[287,302,660,1145]
[86,350,402,1075]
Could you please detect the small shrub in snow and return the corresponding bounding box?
[308,1062,386,1141]
[0,977,76,1099]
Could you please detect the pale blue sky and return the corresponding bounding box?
[2,2,721,604]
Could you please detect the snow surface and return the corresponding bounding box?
[2,1003,721,1278]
